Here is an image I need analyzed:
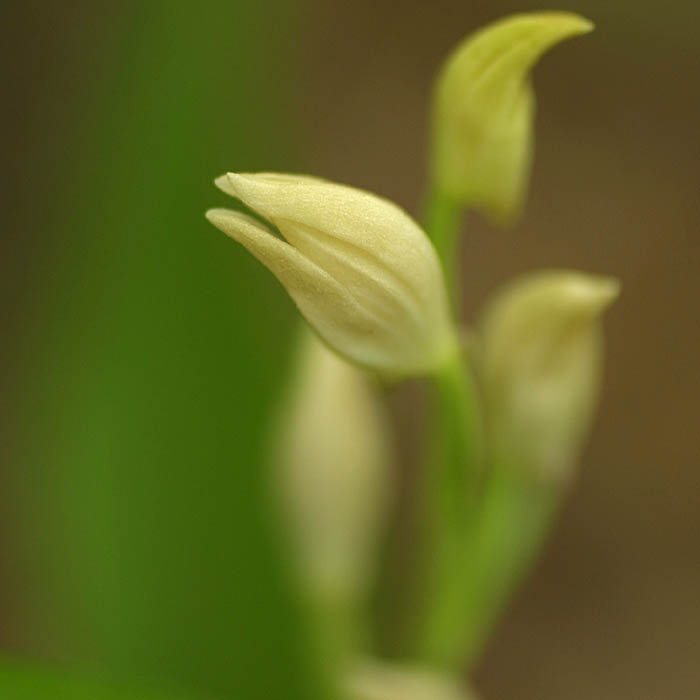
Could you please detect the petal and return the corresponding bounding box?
[214,172,328,198]
[217,173,440,298]
[275,219,426,326]
[206,208,402,370]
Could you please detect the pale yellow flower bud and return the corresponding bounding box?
[344,659,478,700]
[207,173,456,377]
[432,12,593,224]
[478,270,620,481]
[274,331,393,607]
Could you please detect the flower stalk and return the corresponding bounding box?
[423,186,462,303]
[417,344,484,666]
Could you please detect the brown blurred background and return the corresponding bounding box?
[3,1,699,699]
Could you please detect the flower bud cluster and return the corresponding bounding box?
[204,11,618,694]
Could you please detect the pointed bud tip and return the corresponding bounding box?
[204,207,241,238]
[213,172,249,198]
[576,16,595,35]
[567,275,620,316]
[204,207,270,245]
[489,12,594,44]
[205,206,244,226]
[204,207,225,224]
[530,11,594,37]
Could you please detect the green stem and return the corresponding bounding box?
[431,348,483,523]
[412,182,480,667]
[416,345,484,666]
[418,178,567,673]
[418,183,561,670]
[424,185,462,302]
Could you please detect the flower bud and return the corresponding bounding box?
[478,270,619,481]
[344,659,477,700]
[207,173,455,377]
[431,12,593,224]
[274,331,393,607]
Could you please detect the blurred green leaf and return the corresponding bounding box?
[10,1,323,699]
[0,658,217,700]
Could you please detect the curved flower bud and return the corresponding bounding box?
[432,12,593,224]
[344,659,477,700]
[478,270,619,481]
[273,331,393,608]
[207,173,456,377]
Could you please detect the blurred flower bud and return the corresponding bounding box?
[344,659,477,700]
[274,331,393,609]
[207,173,456,377]
[478,271,619,481]
[431,12,593,224]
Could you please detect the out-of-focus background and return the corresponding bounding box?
[2,1,698,699]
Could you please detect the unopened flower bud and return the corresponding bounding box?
[478,270,619,481]
[274,332,393,607]
[207,173,455,377]
[432,12,593,224]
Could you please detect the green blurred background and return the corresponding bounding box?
[2,1,699,699]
